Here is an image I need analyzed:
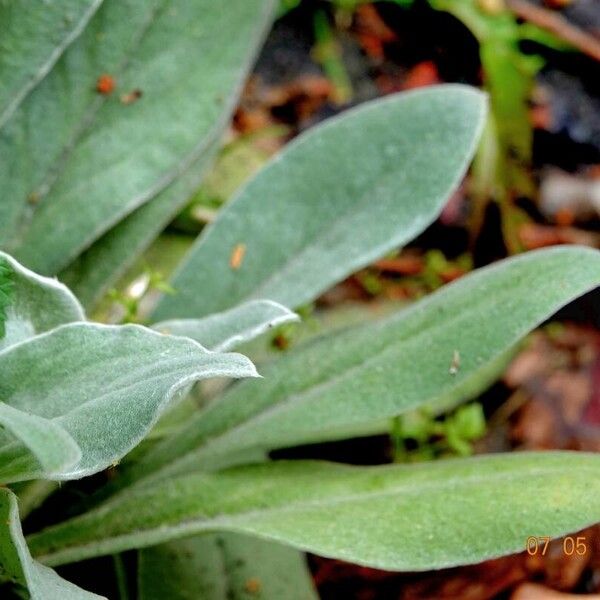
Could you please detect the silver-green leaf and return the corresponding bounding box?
[0,251,85,352]
[0,403,81,482]
[0,488,103,598]
[28,453,600,571]
[153,300,299,352]
[138,533,317,600]
[0,323,257,483]
[59,147,216,310]
[131,245,600,482]
[2,0,276,277]
[0,0,102,128]
[152,85,487,321]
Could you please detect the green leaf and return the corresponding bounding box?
[0,0,102,128]
[153,300,299,352]
[0,251,84,352]
[0,323,257,483]
[11,480,60,522]
[28,453,600,571]
[0,488,103,598]
[237,299,404,366]
[0,403,81,482]
[138,533,317,600]
[2,0,276,276]
[130,246,600,482]
[59,148,216,310]
[0,257,84,480]
[151,85,487,321]
[0,257,14,338]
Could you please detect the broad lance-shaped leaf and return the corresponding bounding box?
[235,298,404,366]
[1,0,159,250]
[0,0,102,128]
[118,300,292,447]
[0,323,257,484]
[151,85,487,322]
[138,533,317,600]
[0,251,84,352]
[153,300,299,352]
[60,146,216,310]
[2,0,276,275]
[128,246,600,482]
[0,488,103,598]
[132,299,293,444]
[27,453,600,570]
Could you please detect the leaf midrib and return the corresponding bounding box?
[31,457,600,565]
[0,0,105,129]
[14,0,276,270]
[153,270,527,476]
[12,0,167,247]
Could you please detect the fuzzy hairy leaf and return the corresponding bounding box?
[0,251,84,352]
[59,147,216,309]
[0,323,257,483]
[129,246,600,482]
[138,533,317,600]
[0,0,102,128]
[0,403,81,482]
[0,488,103,598]
[28,453,600,570]
[153,300,299,352]
[151,85,487,321]
[2,0,276,278]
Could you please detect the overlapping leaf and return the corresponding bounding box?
[0,251,83,483]
[130,246,600,482]
[0,251,84,352]
[0,323,257,483]
[0,0,102,127]
[138,533,317,600]
[28,453,600,571]
[0,404,80,483]
[152,85,487,321]
[0,488,103,599]
[60,148,216,309]
[153,300,299,352]
[1,0,276,283]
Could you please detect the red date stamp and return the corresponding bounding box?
[526,536,588,556]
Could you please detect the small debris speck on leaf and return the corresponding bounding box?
[230,243,246,270]
[96,74,116,95]
[120,89,143,105]
[449,349,461,375]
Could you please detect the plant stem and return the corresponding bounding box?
[112,554,129,600]
[506,0,600,62]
